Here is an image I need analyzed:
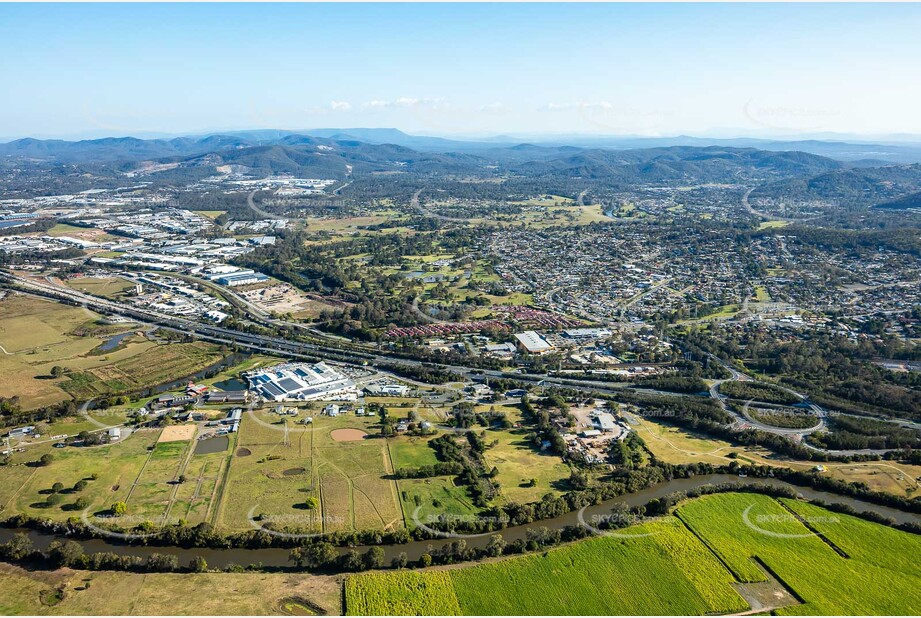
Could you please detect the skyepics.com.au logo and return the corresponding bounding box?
[576,507,669,538]
[79,508,162,541]
[246,506,342,540]
[410,507,503,540]
[743,99,841,133]
[741,504,838,539]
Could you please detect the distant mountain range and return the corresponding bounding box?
[5,128,921,165]
[3,130,921,207]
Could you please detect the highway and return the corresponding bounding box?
[0,269,904,457]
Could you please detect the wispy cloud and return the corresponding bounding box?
[541,101,615,112]
[363,97,445,109]
[329,100,351,111]
[478,101,506,112]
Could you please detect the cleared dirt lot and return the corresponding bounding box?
[158,424,197,442]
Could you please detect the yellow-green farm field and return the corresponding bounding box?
[676,492,921,615]
[346,516,746,616]
[346,493,921,615]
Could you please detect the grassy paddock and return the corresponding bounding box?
[0,563,341,615]
[217,410,404,533]
[0,294,221,408]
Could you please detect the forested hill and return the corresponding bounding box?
[750,164,921,209]
[0,132,854,185]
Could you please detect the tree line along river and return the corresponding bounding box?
[2,474,918,570]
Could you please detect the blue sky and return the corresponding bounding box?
[1,3,920,140]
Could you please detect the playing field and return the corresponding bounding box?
[346,493,921,615]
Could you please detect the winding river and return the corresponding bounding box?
[2,474,917,570]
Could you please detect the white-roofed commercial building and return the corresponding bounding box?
[514,331,553,355]
[245,362,358,402]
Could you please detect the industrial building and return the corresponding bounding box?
[245,362,358,402]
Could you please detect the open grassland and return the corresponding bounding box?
[396,476,479,524]
[480,423,571,504]
[634,417,921,496]
[389,433,480,525]
[60,341,222,400]
[677,493,921,615]
[43,223,119,242]
[0,295,105,354]
[191,210,227,220]
[0,295,220,408]
[170,445,230,525]
[2,429,161,521]
[217,410,403,533]
[346,517,746,616]
[0,563,341,615]
[63,277,135,299]
[125,439,191,523]
[631,417,745,465]
[0,421,229,527]
[388,436,439,469]
[758,220,792,230]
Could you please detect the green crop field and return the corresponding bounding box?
[345,571,462,616]
[346,493,921,615]
[346,517,746,616]
[778,498,921,589]
[677,493,921,615]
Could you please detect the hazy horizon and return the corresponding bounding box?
[2,3,921,140]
